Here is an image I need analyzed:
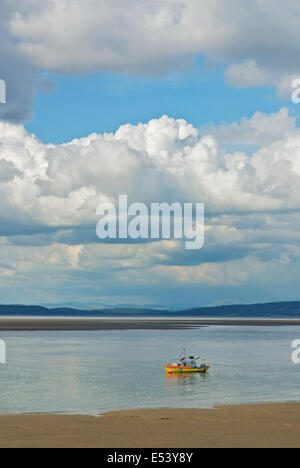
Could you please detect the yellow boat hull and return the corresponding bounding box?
[165,365,210,374]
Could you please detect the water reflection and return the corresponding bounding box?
[165,372,210,390]
[164,372,212,403]
[0,327,299,415]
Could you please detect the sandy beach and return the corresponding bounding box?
[0,403,299,448]
[0,318,300,331]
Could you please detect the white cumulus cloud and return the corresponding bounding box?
[0,111,300,306]
[0,0,298,96]
[1,111,300,234]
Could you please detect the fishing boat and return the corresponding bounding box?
[165,349,210,374]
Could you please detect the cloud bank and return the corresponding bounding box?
[0,110,300,306]
[2,109,300,233]
[1,1,300,306]
[1,0,300,122]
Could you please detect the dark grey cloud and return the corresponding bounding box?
[0,159,22,181]
[0,2,39,122]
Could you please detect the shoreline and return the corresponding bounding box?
[1,317,300,331]
[0,402,300,448]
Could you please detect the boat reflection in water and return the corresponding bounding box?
[165,371,210,386]
[165,369,210,397]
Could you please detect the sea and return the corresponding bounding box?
[0,323,299,415]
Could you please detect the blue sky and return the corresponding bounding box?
[1,0,300,309]
[26,67,294,145]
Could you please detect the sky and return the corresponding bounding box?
[1,0,300,309]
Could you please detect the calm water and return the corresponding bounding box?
[0,326,299,415]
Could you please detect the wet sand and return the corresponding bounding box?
[0,403,299,448]
[0,318,300,331]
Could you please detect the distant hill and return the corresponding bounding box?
[186,302,300,318]
[1,301,300,317]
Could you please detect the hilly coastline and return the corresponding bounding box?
[1,301,300,318]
